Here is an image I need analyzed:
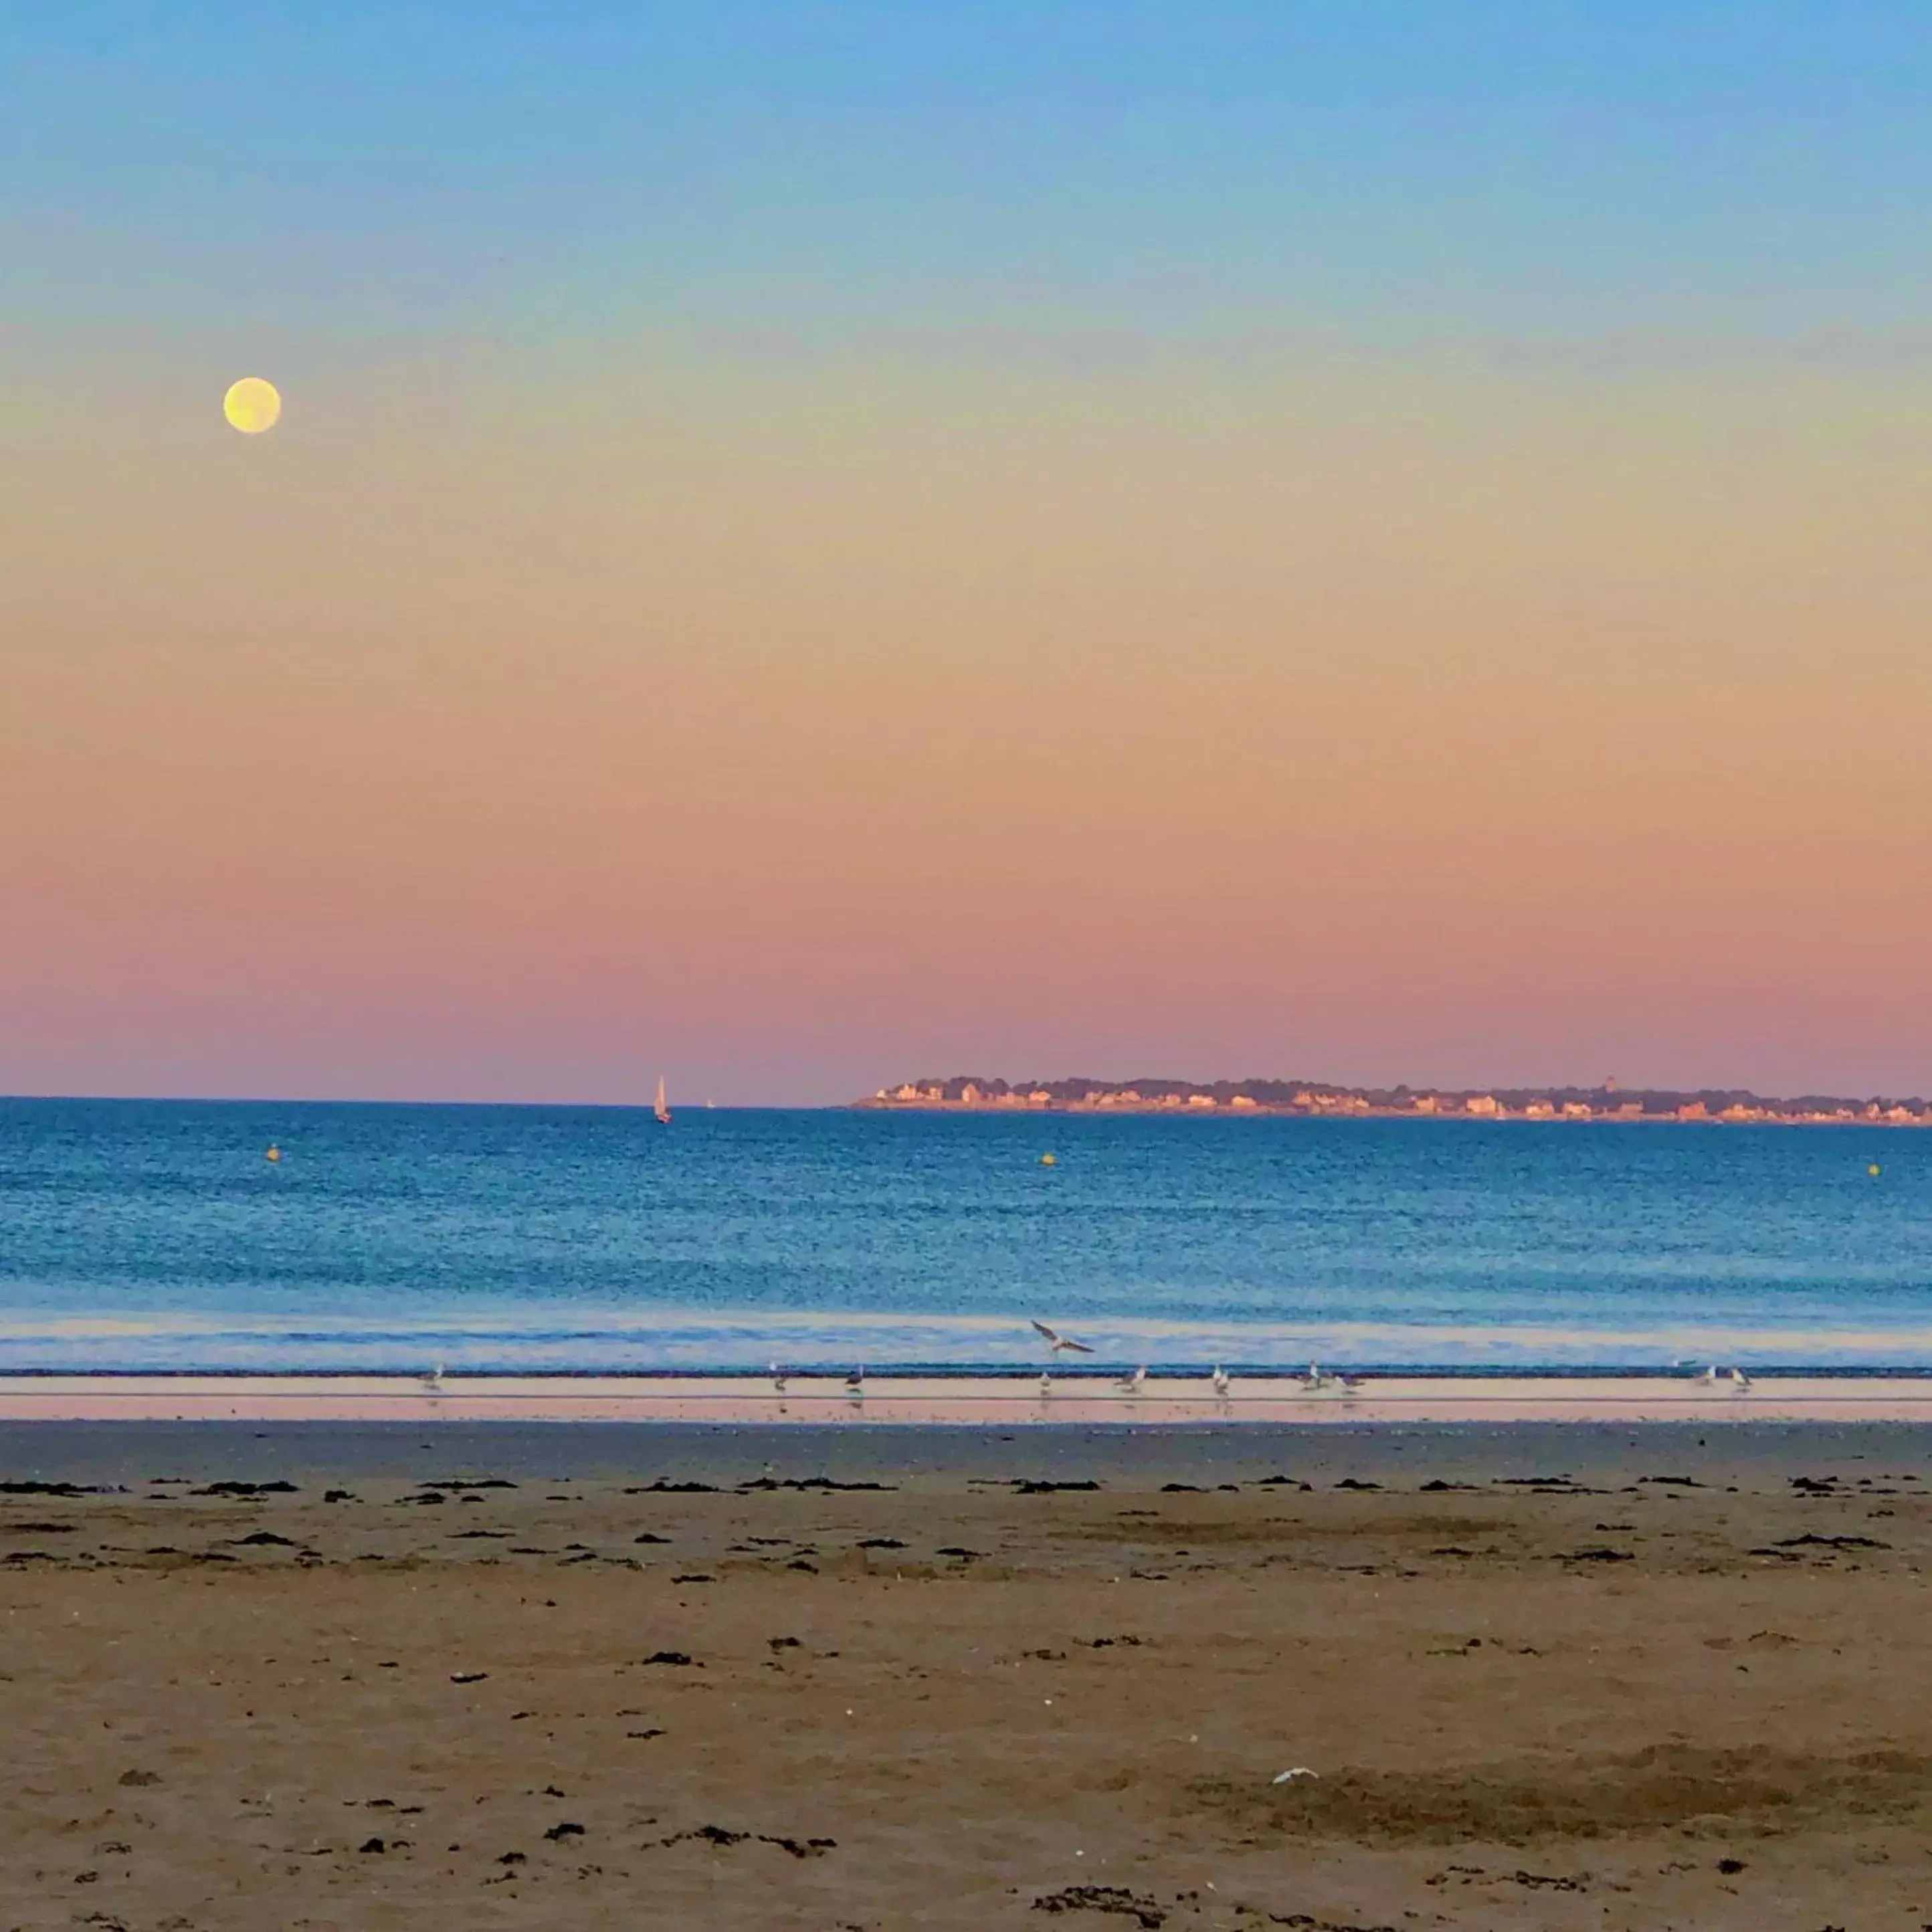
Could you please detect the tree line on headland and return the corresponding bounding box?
[858,1078,1932,1124]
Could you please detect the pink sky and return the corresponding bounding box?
[6,343,1929,1104]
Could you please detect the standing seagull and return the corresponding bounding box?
[1729,1367,1752,1393]
[1031,1320,1094,1359]
[1301,1362,1327,1391]
[770,1361,787,1394]
[1212,1365,1232,1399]
[420,1363,445,1393]
[1119,1365,1149,1395]
[1701,1365,1721,1385]
[845,1365,866,1396]
[1038,1371,1054,1397]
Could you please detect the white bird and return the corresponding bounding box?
[420,1363,445,1392]
[1031,1320,1094,1357]
[1038,1371,1054,1396]
[845,1365,865,1395]
[1212,1365,1231,1398]
[1701,1365,1721,1384]
[1301,1362,1327,1391]
[770,1361,787,1394]
[1729,1367,1751,1392]
[1337,1373,1363,1394]
[1119,1365,1148,1394]
[1271,1767,1321,1783]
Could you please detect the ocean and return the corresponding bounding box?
[1,1097,1928,1375]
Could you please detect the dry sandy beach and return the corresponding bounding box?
[5,1420,1932,1931]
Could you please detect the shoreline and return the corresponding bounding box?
[860,1100,1932,1126]
[9,1370,1932,1423]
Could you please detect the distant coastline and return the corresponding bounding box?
[857,1076,1932,1126]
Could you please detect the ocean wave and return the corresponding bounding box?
[3,1305,1932,1371]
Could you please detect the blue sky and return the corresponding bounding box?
[9,2,1932,348]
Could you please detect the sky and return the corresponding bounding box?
[4,2,1931,1104]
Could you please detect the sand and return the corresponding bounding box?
[4,1421,1932,1929]
[8,1372,1932,1424]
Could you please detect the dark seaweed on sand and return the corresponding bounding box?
[737,1476,894,1492]
[1032,1885,1166,1927]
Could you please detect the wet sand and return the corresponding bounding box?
[5,1422,1932,1929]
[8,1372,1932,1424]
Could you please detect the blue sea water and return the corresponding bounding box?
[1,1098,1929,1374]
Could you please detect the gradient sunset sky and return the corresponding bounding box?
[5,3,1931,1104]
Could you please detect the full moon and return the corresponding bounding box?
[223,377,282,434]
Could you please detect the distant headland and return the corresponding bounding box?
[858,1077,1932,1125]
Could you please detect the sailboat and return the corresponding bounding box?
[654,1074,672,1126]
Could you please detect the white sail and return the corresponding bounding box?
[654,1074,672,1125]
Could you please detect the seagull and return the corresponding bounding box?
[845,1365,865,1395]
[1701,1365,1721,1384]
[1729,1367,1751,1392]
[1031,1320,1094,1357]
[420,1363,445,1393]
[1271,1767,1321,1783]
[1212,1365,1231,1399]
[1301,1362,1327,1391]
[1038,1371,1054,1396]
[1119,1365,1148,1394]
[1336,1373,1363,1395]
[769,1361,787,1394]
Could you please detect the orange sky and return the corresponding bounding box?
[5,336,1929,1101]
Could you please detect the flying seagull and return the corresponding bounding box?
[1031,1320,1094,1357]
